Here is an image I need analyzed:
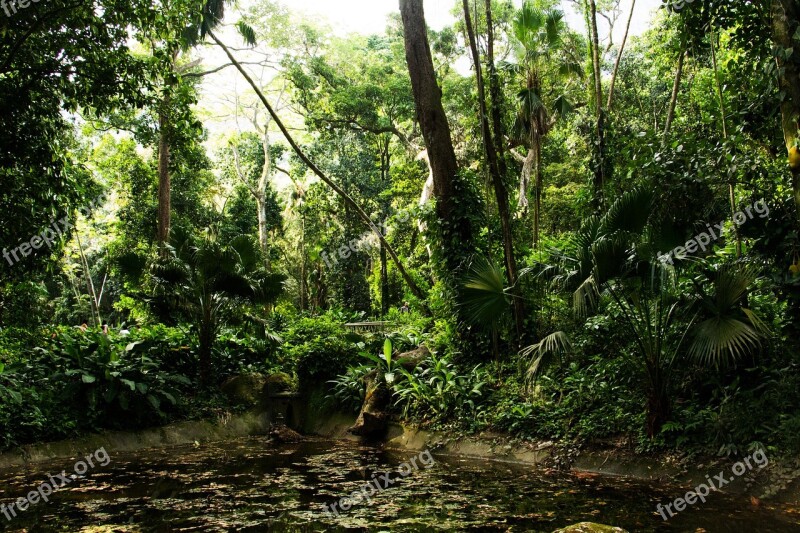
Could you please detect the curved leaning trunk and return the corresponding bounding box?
[208,29,427,303]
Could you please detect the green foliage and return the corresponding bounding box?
[392,353,490,423]
[0,326,196,450]
[282,314,359,386]
[147,232,285,383]
[326,364,372,414]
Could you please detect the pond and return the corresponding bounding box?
[0,437,797,532]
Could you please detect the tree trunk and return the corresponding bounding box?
[462,0,523,342]
[380,241,389,316]
[663,48,685,141]
[199,302,214,387]
[606,0,635,111]
[533,140,542,247]
[587,0,605,209]
[208,29,428,303]
[300,213,307,312]
[772,0,800,223]
[399,0,469,245]
[646,381,670,438]
[258,127,272,266]
[485,0,507,178]
[257,196,269,263]
[588,0,604,110]
[157,105,171,252]
[709,26,742,258]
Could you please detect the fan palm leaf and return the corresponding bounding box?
[460,257,511,328]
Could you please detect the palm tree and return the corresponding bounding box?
[461,189,770,436]
[510,2,582,246]
[540,189,768,436]
[150,231,284,386]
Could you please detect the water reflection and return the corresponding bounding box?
[0,437,797,532]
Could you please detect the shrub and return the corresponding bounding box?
[393,353,491,423]
[281,314,359,387]
[0,326,197,450]
[326,365,371,413]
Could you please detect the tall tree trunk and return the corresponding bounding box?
[380,142,391,317]
[588,0,603,110]
[485,0,507,178]
[663,47,685,141]
[587,0,606,210]
[606,0,635,111]
[75,229,101,327]
[533,139,542,247]
[199,301,214,387]
[709,26,742,258]
[258,127,272,266]
[208,29,427,303]
[380,241,389,316]
[399,0,469,245]
[300,212,308,311]
[157,103,171,252]
[772,0,800,223]
[462,0,523,342]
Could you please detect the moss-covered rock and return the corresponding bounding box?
[553,524,628,533]
[220,373,267,406]
[263,372,295,396]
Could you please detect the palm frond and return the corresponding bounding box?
[600,188,654,235]
[688,263,768,368]
[688,316,762,368]
[573,274,600,317]
[521,331,572,388]
[552,94,575,117]
[236,21,257,47]
[460,257,511,327]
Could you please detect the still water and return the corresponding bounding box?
[0,437,797,532]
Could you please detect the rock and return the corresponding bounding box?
[553,524,628,533]
[270,424,305,443]
[220,373,267,406]
[348,345,431,437]
[79,527,142,533]
[348,368,392,437]
[263,372,295,397]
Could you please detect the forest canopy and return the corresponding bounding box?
[1,0,800,460]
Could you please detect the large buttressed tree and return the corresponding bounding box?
[398,0,478,265]
[399,0,468,243]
